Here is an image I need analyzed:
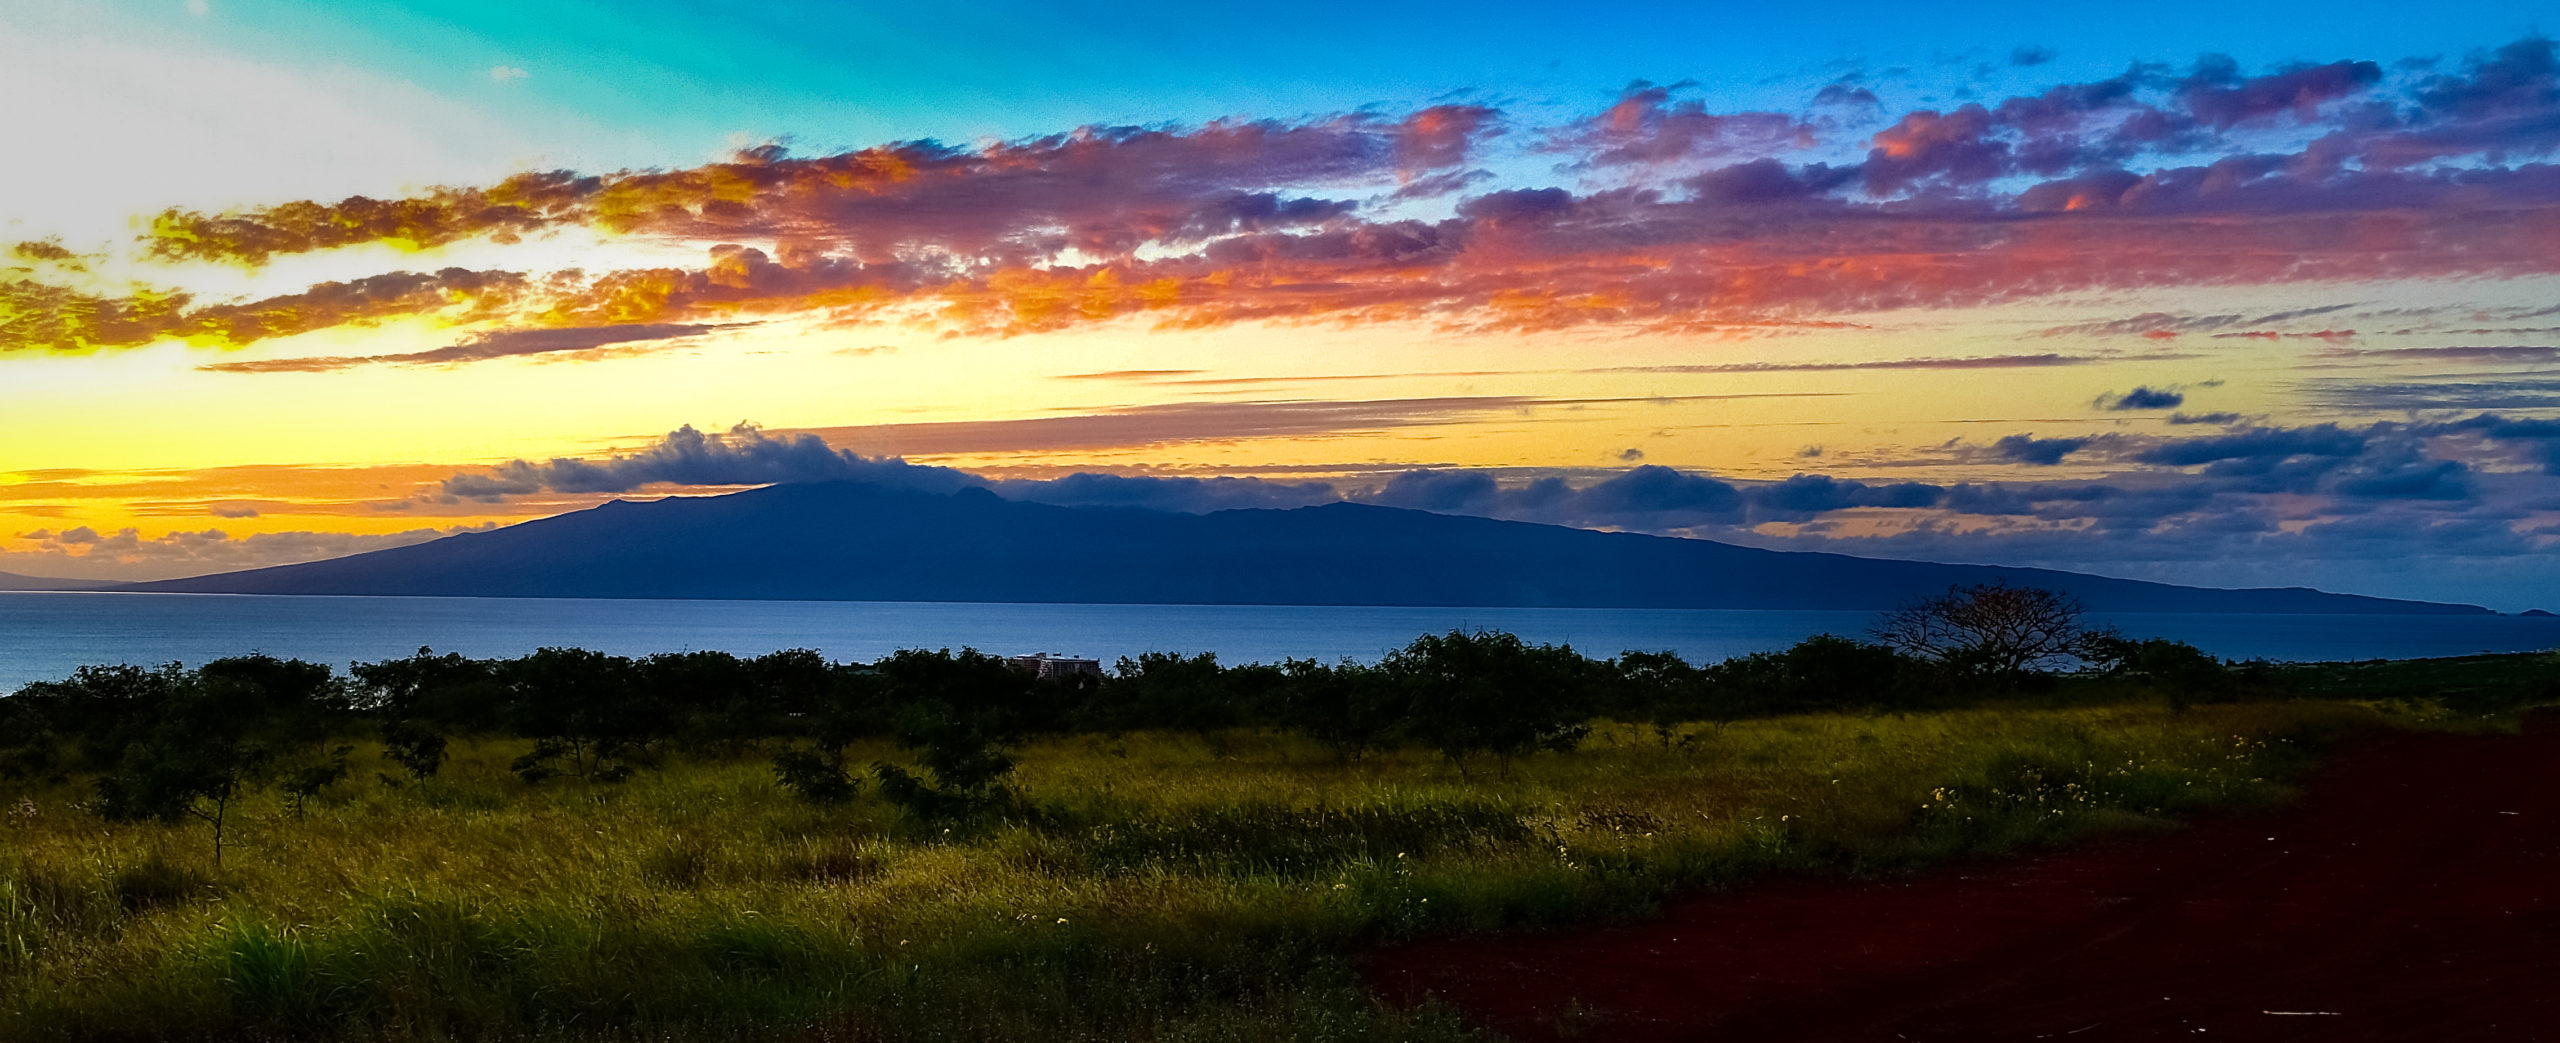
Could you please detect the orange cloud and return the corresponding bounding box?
[1,269,525,353]
[139,107,1498,268]
[16,41,2560,355]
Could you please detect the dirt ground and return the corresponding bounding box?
[1365,728,2560,1041]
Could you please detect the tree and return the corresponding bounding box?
[93,727,269,866]
[18,662,192,765]
[2081,633,2238,708]
[0,693,59,780]
[503,648,659,783]
[867,649,1055,820]
[1088,651,1283,740]
[378,718,448,780]
[1707,635,1917,715]
[1606,650,1715,742]
[1871,582,2096,688]
[92,656,350,866]
[352,647,510,733]
[769,666,883,806]
[279,745,353,818]
[1273,658,1402,759]
[1379,630,1594,775]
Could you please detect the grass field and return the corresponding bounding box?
[0,694,2484,1042]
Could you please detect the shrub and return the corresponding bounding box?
[89,659,345,865]
[379,718,449,780]
[1378,630,1594,774]
[869,648,1052,819]
[504,648,658,783]
[2082,635,2239,708]
[771,747,861,805]
[1272,658,1403,759]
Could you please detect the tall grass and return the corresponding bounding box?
[0,700,2430,1040]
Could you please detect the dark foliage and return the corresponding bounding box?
[280,745,353,817]
[504,647,657,783]
[772,747,862,804]
[378,718,448,780]
[1377,630,1596,773]
[1271,657,1404,759]
[867,648,1060,819]
[78,655,354,864]
[7,583,2497,836]
[1873,582,2103,688]
[1710,634,1926,715]
[1089,652,1280,736]
[2082,635,2242,708]
[351,648,509,733]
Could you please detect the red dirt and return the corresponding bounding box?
[1364,729,2560,1041]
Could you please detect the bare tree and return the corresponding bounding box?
[1871,582,2098,685]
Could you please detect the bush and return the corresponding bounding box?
[2082,635,2239,707]
[1707,635,1919,715]
[504,648,658,783]
[379,719,448,780]
[868,648,1054,819]
[1272,658,1403,759]
[771,747,861,805]
[1378,630,1594,774]
[1604,650,1713,737]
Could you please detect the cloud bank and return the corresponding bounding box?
[5,38,2556,353]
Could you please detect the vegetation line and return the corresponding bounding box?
[1,585,2551,1040]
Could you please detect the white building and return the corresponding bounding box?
[1006,652,1102,681]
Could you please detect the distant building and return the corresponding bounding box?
[1006,652,1102,681]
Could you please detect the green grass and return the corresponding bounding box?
[0,699,2482,1041]
[2270,650,2560,710]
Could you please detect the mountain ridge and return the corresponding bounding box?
[0,571,117,592]
[117,482,2488,614]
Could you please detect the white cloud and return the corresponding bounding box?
[489,64,529,82]
[0,2,546,243]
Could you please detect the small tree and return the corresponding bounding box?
[1707,635,1917,716]
[1274,658,1403,760]
[1379,630,1594,775]
[2081,634,2237,708]
[1094,651,1240,736]
[279,745,353,818]
[352,648,509,733]
[771,669,881,806]
[93,656,348,866]
[503,648,657,783]
[0,695,59,780]
[95,732,268,866]
[1871,582,2096,689]
[1607,650,1714,744]
[378,719,449,781]
[867,649,1052,821]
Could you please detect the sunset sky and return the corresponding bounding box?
[6,0,2560,607]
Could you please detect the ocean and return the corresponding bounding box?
[2,591,2555,693]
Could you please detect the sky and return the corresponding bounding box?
[5,1,2560,609]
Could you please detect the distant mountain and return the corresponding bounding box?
[122,482,2487,614]
[0,571,115,592]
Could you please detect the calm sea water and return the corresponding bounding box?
[2,591,2556,693]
